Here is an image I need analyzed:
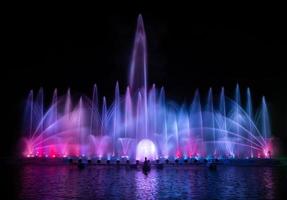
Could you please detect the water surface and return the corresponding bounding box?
[3,164,287,199]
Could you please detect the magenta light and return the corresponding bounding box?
[21,15,274,161]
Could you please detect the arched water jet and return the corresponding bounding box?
[21,15,274,160]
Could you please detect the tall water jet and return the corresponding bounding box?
[44,88,58,143]
[101,97,107,137]
[21,15,274,160]
[113,82,121,156]
[78,97,84,155]
[90,84,99,135]
[129,14,148,141]
[219,87,227,131]
[33,88,44,135]
[64,88,72,118]
[235,84,241,134]
[219,87,230,155]
[190,89,204,155]
[246,87,253,157]
[52,88,58,123]
[129,14,147,92]
[148,84,157,140]
[204,88,215,156]
[261,97,271,140]
[136,92,143,141]
[124,87,133,138]
[159,87,168,158]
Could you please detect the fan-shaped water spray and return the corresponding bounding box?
[21,15,273,161]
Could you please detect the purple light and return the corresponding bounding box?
[20,15,274,161]
[136,139,158,161]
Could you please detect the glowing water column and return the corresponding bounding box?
[21,14,274,160]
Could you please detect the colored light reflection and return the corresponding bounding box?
[21,15,274,161]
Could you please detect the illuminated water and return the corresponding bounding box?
[21,15,274,161]
[4,164,287,199]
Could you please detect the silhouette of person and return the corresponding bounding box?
[144,157,148,165]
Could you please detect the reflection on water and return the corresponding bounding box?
[12,165,287,199]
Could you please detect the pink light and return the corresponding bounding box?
[20,16,275,162]
[176,150,181,158]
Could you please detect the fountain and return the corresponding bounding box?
[21,15,274,163]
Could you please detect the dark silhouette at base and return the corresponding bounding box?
[143,157,151,174]
[207,160,217,170]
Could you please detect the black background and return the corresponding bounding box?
[1,5,287,157]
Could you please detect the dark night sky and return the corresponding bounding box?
[1,6,287,156]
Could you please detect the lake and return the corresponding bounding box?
[3,164,287,199]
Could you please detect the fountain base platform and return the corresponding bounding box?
[19,157,284,167]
